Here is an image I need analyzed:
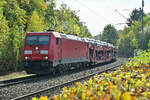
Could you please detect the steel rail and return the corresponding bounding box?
[0,60,115,88]
[12,63,123,100]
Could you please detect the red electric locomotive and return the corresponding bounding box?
[23,31,90,74]
[23,31,116,74]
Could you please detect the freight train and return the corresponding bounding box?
[23,31,116,74]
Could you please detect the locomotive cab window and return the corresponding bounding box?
[26,35,50,45]
[56,38,59,45]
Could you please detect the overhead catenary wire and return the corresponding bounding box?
[74,0,114,25]
[114,9,128,20]
[57,0,116,25]
[56,0,120,35]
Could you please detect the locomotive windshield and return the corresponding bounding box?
[26,35,50,45]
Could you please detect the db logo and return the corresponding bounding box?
[34,50,39,54]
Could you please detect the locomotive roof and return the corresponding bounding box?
[27,31,115,48]
[53,32,84,42]
[53,32,113,48]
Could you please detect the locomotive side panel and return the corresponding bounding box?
[57,38,89,65]
[52,37,61,66]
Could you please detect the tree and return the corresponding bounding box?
[44,0,56,30]
[27,10,45,32]
[147,40,150,49]
[100,24,118,45]
[74,24,80,35]
[117,14,150,57]
[1,1,27,69]
[0,18,9,52]
[0,17,10,72]
[141,26,150,49]
[0,0,7,19]
[135,15,150,49]
[127,8,146,26]
[117,32,138,57]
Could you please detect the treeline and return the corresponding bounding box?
[0,0,91,74]
[117,12,150,57]
[100,8,150,57]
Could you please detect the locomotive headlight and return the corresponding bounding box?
[35,47,39,50]
[25,56,30,60]
[24,50,32,54]
[43,56,48,60]
[40,50,48,54]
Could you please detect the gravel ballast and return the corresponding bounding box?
[0,58,127,100]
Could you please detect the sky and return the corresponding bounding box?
[56,0,150,36]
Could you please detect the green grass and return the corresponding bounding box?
[12,74,34,79]
[0,71,35,81]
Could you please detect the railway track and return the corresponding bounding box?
[0,60,115,88]
[0,75,43,88]
[12,63,123,100]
